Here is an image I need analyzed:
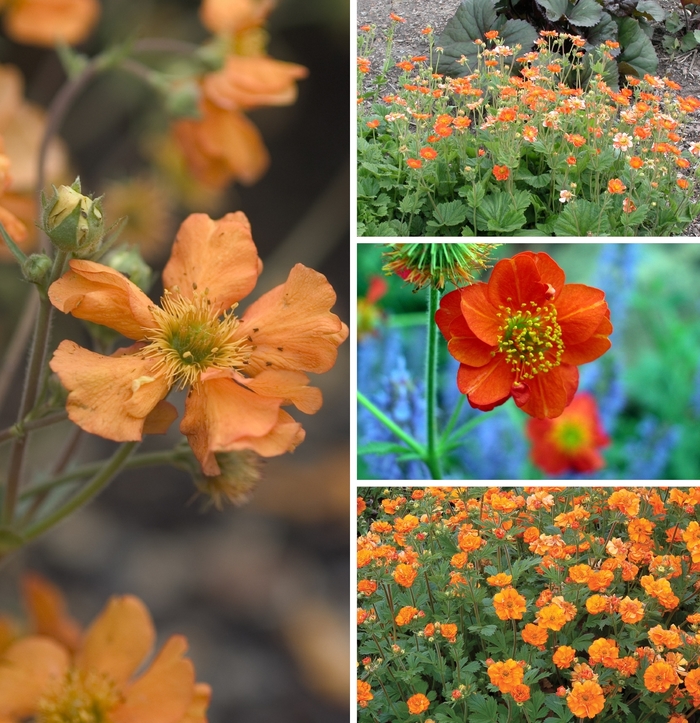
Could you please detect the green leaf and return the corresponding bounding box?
[567,0,603,26]
[436,0,538,74]
[536,0,568,21]
[553,199,612,236]
[586,11,618,47]
[636,0,666,20]
[0,527,24,552]
[476,190,531,233]
[681,31,699,51]
[516,167,551,188]
[358,442,416,456]
[617,17,659,77]
[468,694,499,723]
[432,200,469,227]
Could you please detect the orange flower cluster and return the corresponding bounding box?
[0,0,99,47]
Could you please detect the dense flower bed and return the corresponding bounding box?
[357,487,700,722]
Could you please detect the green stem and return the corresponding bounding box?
[357,391,424,456]
[21,441,139,543]
[425,286,443,480]
[0,410,68,444]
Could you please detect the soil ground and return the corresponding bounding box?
[357,0,700,235]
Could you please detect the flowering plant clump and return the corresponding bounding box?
[357,487,700,722]
[358,26,700,236]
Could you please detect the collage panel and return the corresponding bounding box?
[358,243,700,481]
[356,486,700,720]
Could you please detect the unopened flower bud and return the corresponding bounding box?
[22,253,53,286]
[103,246,153,292]
[191,450,263,509]
[41,179,104,257]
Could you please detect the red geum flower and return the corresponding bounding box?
[436,252,612,419]
[526,392,610,474]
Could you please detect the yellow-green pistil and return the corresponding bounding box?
[37,669,121,723]
[495,299,564,381]
[140,286,252,389]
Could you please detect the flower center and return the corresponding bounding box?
[553,420,589,452]
[140,288,252,388]
[496,300,564,380]
[37,669,120,723]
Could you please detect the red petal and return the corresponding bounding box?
[530,252,566,300]
[561,313,612,365]
[459,283,501,345]
[516,364,579,419]
[456,355,514,408]
[487,253,549,310]
[555,284,607,345]
[435,289,462,341]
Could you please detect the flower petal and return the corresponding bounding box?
[3,0,100,47]
[76,596,155,688]
[142,401,179,435]
[487,253,549,309]
[555,284,608,346]
[437,289,494,366]
[235,408,305,457]
[524,251,566,300]
[49,341,170,442]
[456,355,514,409]
[181,683,211,723]
[48,260,154,340]
[0,637,69,718]
[162,213,262,311]
[181,377,283,475]
[516,365,579,419]
[560,313,612,365]
[238,263,348,375]
[112,636,195,723]
[459,283,502,346]
[235,369,323,414]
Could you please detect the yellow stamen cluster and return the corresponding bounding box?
[140,286,252,389]
[553,420,589,453]
[496,299,563,380]
[37,669,121,723]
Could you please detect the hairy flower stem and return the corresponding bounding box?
[21,441,138,543]
[357,391,424,456]
[425,286,443,479]
[0,410,68,444]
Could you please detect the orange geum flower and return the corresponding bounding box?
[685,668,700,696]
[406,693,430,714]
[488,659,524,693]
[48,213,348,477]
[521,623,548,647]
[486,573,513,587]
[199,0,275,35]
[607,178,627,194]
[567,680,605,718]
[395,606,420,626]
[419,147,438,160]
[585,595,608,615]
[492,165,510,181]
[0,0,99,47]
[536,604,566,631]
[0,595,209,723]
[436,252,612,419]
[511,684,530,702]
[618,596,645,624]
[553,645,577,669]
[440,623,458,643]
[358,679,373,708]
[648,625,682,649]
[644,661,680,693]
[613,656,639,677]
[493,587,527,620]
[357,580,377,597]
[608,489,640,517]
[587,569,614,592]
[569,564,593,584]
[394,564,418,588]
[394,514,420,533]
[588,638,619,667]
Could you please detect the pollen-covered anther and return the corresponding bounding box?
[496,302,564,381]
[37,668,121,723]
[139,289,252,389]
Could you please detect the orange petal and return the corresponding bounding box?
[171,118,233,189]
[203,56,308,111]
[435,289,462,341]
[3,0,100,46]
[456,355,513,410]
[516,365,579,419]
[561,313,612,366]
[21,572,82,653]
[199,0,275,34]
[437,289,494,366]
[50,341,170,442]
[162,212,262,311]
[459,283,501,346]
[181,682,212,723]
[142,400,179,435]
[48,260,155,340]
[487,253,549,309]
[234,369,322,414]
[555,284,608,346]
[233,408,305,457]
[238,264,348,376]
[112,636,195,723]
[0,637,69,718]
[181,377,283,475]
[76,596,154,688]
[0,204,27,244]
[523,251,566,300]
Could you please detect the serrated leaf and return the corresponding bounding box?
[516,167,551,188]
[468,693,499,723]
[436,0,538,75]
[567,0,603,26]
[552,199,612,236]
[617,17,659,76]
[586,11,618,47]
[432,200,468,227]
[537,0,568,20]
[475,191,529,233]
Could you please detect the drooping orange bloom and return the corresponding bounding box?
[0,596,209,723]
[567,680,605,718]
[358,679,373,708]
[393,564,418,588]
[436,252,612,419]
[1,0,99,47]
[48,213,348,476]
[521,623,548,646]
[406,693,430,714]
[488,659,524,693]
[644,661,679,692]
[553,645,576,669]
[526,393,609,473]
[493,587,527,620]
[395,606,420,626]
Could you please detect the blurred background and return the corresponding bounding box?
[0,1,350,721]
[358,242,700,480]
